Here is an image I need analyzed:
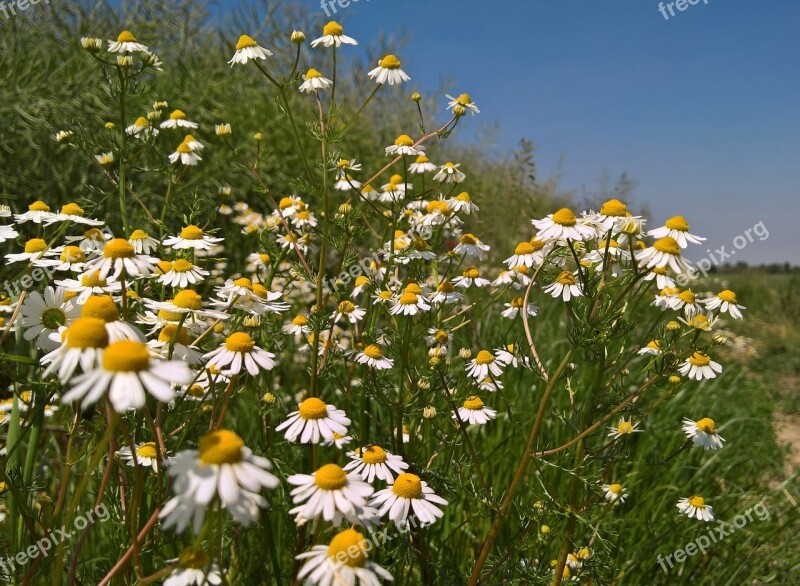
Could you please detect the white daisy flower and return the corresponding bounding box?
[448,191,479,214]
[355,344,394,370]
[169,139,202,166]
[333,300,366,324]
[368,54,410,85]
[433,162,466,184]
[65,227,112,252]
[160,109,199,129]
[118,441,161,471]
[431,281,462,305]
[333,159,362,179]
[45,202,104,226]
[275,397,351,444]
[602,483,628,504]
[126,117,158,139]
[157,259,209,288]
[322,432,353,450]
[299,68,333,93]
[62,340,193,412]
[644,266,675,290]
[287,463,375,526]
[344,445,409,483]
[532,208,595,242]
[677,495,714,522]
[163,225,223,251]
[505,239,547,269]
[19,287,80,351]
[452,267,490,289]
[370,473,448,526]
[41,245,88,272]
[283,314,310,338]
[543,271,583,302]
[108,30,148,53]
[215,123,232,136]
[501,296,538,319]
[203,332,276,377]
[296,529,393,585]
[0,219,18,243]
[5,237,50,264]
[159,430,279,533]
[79,295,146,342]
[678,351,722,381]
[163,549,222,586]
[607,418,643,439]
[85,238,158,280]
[638,340,663,356]
[446,93,480,116]
[147,324,203,365]
[455,396,496,425]
[635,237,690,274]
[310,21,358,48]
[701,290,746,319]
[228,34,273,65]
[409,155,436,174]
[385,134,424,157]
[40,317,108,383]
[13,200,56,224]
[648,215,705,249]
[590,198,637,234]
[453,234,490,260]
[334,174,361,191]
[466,350,504,380]
[682,417,725,450]
[494,344,529,368]
[389,291,431,316]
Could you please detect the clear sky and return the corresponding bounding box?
[230,0,800,264]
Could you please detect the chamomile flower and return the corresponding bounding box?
[505,239,547,269]
[334,174,361,191]
[602,483,628,504]
[163,549,222,586]
[448,191,479,214]
[635,237,690,273]
[591,198,636,234]
[532,208,595,242]
[701,290,746,319]
[44,245,88,272]
[275,397,351,444]
[14,201,56,224]
[287,464,375,526]
[385,134,424,157]
[46,203,104,226]
[87,238,158,280]
[148,324,202,364]
[333,300,366,324]
[169,139,202,166]
[368,54,409,85]
[446,93,480,116]
[678,351,722,381]
[203,332,276,376]
[669,289,701,319]
[19,287,80,351]
[466,350,504,380]
[355,344,394,370]
[370,473,448,526]
[62,340,193,412]
[160,109,199,129]
[322,433,353,449]
[80,295,145,342]
[544,271,583,302]
[644,266,675,290]
[455,396,496,425]
[108,30,148,53]
[389,291,431,316]
[409,154,436,174]
[157,259,209,287]
[299,68,333,93]
[501,297,538,319]
[126,116,158,139]
[677,495,714,522]
[682,417,726,450]
[453,267,490,289]
[118,441,161,471]
[638,340,662,356]
[648,216,706,248]
[296,529,393,585]
[0,210,18,244]
[454,234,490,260]
[163,225,223,251]
[433,161,466,183]
[344,445,409,483]
[66,227,111,252]
[159,430,279,533]
[284,314,310,338]
[607,418,643,439]
[228,34,273,65]
[310,21,358,48]
[6,237,51,264]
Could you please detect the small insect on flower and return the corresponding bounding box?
[678,351,723,381]
[648,215,706,249]
[344,445,409,483]
[602,483,628,505]
[677,495,714,522]
[682,417,726,450]
[108,30,149,53]
[701,290,746,319]
[299,68,333,93]
[455,396,497,425]
[370,473,448,526]
[310,21,358,48]
[287,463,375,526]
[355,344,394,370]
[385,134,424,157]
[275,397,351,444]
[296,529,393,586]
[607,417,643,439]
[159,430,279,533]
[118,441,161,471]
[228,34,273,65]
[368,54,410,85]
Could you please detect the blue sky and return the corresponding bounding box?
[232,0,800,264]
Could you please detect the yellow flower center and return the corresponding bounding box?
[475,350,494,365]
[460,233,478,245]
[155,261,172,275]
[394,134,414,147]
[455,192,471,202]
[437,281,455,293]
[696,418,716,434]
[652,267,668,275]
[298,397,328,420]
[176,141,192,154]
[180,225,203,240]
[600,198,628,216]
[305,68,322,79]
[463,396,484,410]
[28,200,50,212]
[379,54,401,69]
[718,290,737,303]
[556,271,576,285]
[66,317,109,349]
[362,445,388,464]
[399,292,418,306]
[24,239,47,254]
[278,197,294,209]
[688,496,706,509]
[171,259,194,273]
[60,246,85,263]
[136,442,158,459]
[169,109,186,120]
[337,300,355,313]
[327,529,368,568]
[609,484,623,495]
[434,330,449,345]
[225,332,255,353]
[689,352,711,366]
[392,473,423,499]
[158,324,190,345]
[85,228,104,242]
[598,239,619,249]
[292,315,308,326]
[364,344,384,359]
[179,548,210,570]
[653,237,681,256]
[117,30,137,42]
[511,296,524,308]
[81,296,119,322]
[678,290,696,304]
[172,290,202,309]
[514,242,535,255]
[463,268,480,279]
[134,116,149,127]
[315,464,348,490]
[552,208,577,226]
[104,239,135,259]
[323,21,344,36]
[235,34,257,50]
[456,93,471,105]
[61,203,84,216]
[617,421,634,434]
[102,340,150,372]
[647,340,661,350]
[665,216,690,232]
[233,277,253,290]
[199,429,244,465]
